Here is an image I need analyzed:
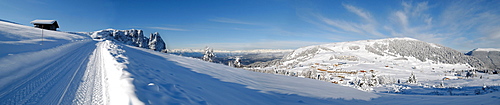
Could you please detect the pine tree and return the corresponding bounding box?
[233,57,242,67]
[408,72,418,84]
[203,46,215,62]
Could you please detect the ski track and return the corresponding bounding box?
[0,40,98,105]
[73,42,108,105]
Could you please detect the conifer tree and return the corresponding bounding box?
[408,72,418,84]
[203,46,215,62]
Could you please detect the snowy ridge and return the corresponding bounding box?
[88,29,166,52]
[148,32,166,51]
[282,38,483,68]
[246,37,497,93]
[473,48,500,52]
[466,48,500,71]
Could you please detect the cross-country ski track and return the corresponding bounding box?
[0,40,97,104]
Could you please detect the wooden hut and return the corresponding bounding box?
[30,20,59,30]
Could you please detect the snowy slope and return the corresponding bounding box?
[0,21,88,58]
[116,42,378,104]
[1,20,499,104]
[274,38,484,79]
[466,48,500,71]
[247,38,500,92]
[281,38,483,68]
[0,20,380,104]
[0,21,95,104]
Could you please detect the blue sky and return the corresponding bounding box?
[1,0,499,51]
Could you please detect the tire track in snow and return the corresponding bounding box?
[0,40,96,104]
[57,47,94,105]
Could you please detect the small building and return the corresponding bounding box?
[30,20,59,30]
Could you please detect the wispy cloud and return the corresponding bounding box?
[441,1,500,50]
[386,1,438,43]
[307,4,385,37]
[342,4,374,23]
[148,27,189,31]
[300,1,500,51]
[385,1,500,51]
[209,17,258,25]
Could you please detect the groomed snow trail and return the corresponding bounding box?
[0,40,96,105]
[0,40,142,105]
[73,41,142,105]
[72,42,108,105]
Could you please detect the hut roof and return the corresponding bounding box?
[30,20,59,28]
[30,20,57,24]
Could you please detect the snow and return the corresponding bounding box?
[474,48,500,52]
[0,20,499,104]
[30,20,57,24]
[247,37,500,103]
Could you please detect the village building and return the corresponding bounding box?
[30,20,59,30]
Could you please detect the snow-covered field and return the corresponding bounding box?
[0,20,499,104]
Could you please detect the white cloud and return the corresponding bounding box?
[342,4,373,23]
[300,1,500,50]
[209,18,258,25]
[384,1,446,44]
[306,4,385,37]
[394,11,408,27]
[318,16,364,34]
[148,27,189,31]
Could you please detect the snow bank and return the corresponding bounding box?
[99,41,143,105]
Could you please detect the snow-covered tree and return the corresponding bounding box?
[228,61,234,67]
[203,46,215,62]
[233,57,242,68]
[408,72,418,84]
[356,74,371,91]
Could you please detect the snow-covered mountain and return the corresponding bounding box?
[251,38,484,68]
[245,38,499,92]
[1,20,499,104]
[466,48,500,72]
[87,29,167,52]
[284,38,483,68]
[148,32,166,52]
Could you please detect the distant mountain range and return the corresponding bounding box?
[466,48,500,72]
